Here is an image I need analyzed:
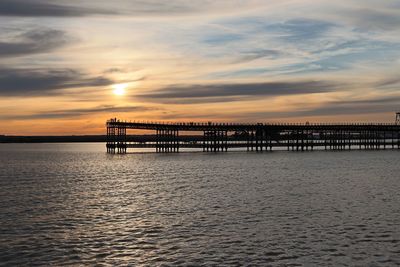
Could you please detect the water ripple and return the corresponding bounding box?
[0,144,400,266]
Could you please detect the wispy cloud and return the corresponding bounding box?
[342,8,400,31]
[262,98,400,119]
[375,77,400,89]
[233,49,284,63]
[159,95,400,121]
[266,19,335,42]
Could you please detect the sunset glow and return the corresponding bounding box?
[113,84,127,96]
[0,1,399,135]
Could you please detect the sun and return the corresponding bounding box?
[112,83,127,96]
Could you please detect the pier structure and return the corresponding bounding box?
[106,118,400,153]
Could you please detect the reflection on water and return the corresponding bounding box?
[1,143,399,266]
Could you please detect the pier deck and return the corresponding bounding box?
[106,119,400,153]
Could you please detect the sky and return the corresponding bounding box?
[0,0,400,135]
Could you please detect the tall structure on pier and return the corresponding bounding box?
[396,112,400,125]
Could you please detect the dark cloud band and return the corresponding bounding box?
[4,105,154,120]
[137,81,340,104]
[0,28,69,57]
[0,68,113,96]
[0,0,113,17]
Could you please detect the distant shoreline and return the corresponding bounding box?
[0,135,200,143]
[0,135,108,143]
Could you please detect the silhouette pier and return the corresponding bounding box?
[106,118,400,153]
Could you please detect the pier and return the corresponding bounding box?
[106,118,400,153]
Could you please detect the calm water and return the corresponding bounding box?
[1,143,399,266]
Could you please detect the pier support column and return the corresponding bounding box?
[398,129,400,149]
[106,119,118,153]
[156,128,179,153]
[392,130,395,149]
[116,125,127,154]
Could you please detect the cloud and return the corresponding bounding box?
[0,68,113,96]
[122,1,205,15]
[222,17,335,42]
[103,68,124,74]
[82,93,398,122]
[234,49,284,63]
[243,95,400,120]
[293,96,400,118]
[158,95,400,121]
[203,33,243,45]
[0,0,268,18]
[0,28,69,57]
[268,19,335,41]
[0,0,113,17]
[137,81,340,104]
[117,0,278,17]
[5,105,154,120]
[375,77,400,89]
[345,8,400,31]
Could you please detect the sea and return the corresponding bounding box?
[0,143,399,266]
